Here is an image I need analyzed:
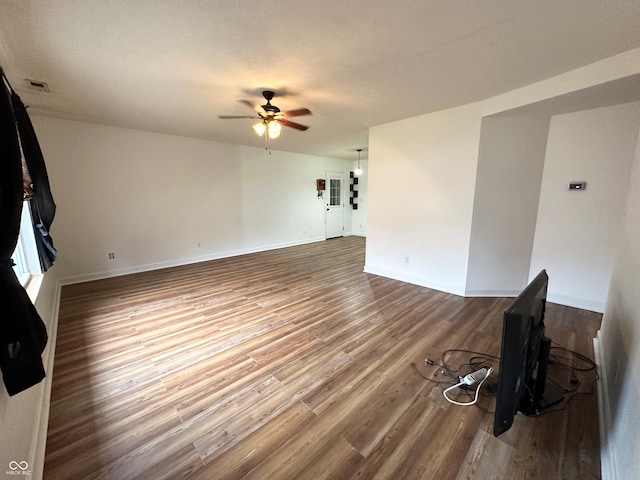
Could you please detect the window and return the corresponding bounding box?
[12,235,29,285]
[11,201,42,287]
[329,178,341,206]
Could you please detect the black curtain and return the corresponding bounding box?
[11,89,57,271]
[0,66,55,396]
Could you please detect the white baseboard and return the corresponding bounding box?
[593,332,616,480]
[464,288,521,297]
[362,264,466,296]
[59,236,326,285]
[466,289,607,316]
[547,293,605,314]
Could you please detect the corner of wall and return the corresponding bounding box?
[593,332,616,480]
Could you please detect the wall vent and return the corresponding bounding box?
[25,79,50,92]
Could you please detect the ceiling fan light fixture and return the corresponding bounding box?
[268,121,281,139]
[220,91,311,142]
[253,122,266,136]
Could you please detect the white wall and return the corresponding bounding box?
[466,115,550,295]
[365,103,483,295]
[365,48,640,479]
[30,117,353,283]
[0,116,353,480]
[4,47,638,480]
[596,122,640,480]
[367,49,640,306]
[530,103,640,312]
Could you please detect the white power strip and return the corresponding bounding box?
[444,367,493,406]
[460,368,489,385]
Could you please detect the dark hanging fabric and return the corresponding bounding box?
[10,88,57,271]
[0,66,50,395]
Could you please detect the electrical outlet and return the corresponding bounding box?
[108,252,115,260]
[405,256,410,264]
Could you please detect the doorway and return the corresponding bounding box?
[325,171,344,239]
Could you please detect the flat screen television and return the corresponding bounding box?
[493,269,564,437]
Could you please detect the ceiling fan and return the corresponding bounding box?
[219,90,311,139]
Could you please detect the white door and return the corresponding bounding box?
[325,172,344,238]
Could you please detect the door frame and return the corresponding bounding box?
[325,171,345,239]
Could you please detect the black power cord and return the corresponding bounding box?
[414,343,598,414]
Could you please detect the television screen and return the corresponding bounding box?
[493,269,563,437]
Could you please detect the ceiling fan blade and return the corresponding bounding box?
[218,115,261,119]
[282,108,312,118]
[278,118,309,131]
[239,99,266,113]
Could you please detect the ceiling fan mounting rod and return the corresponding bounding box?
[262,90,275,102]
[260,90,280,113]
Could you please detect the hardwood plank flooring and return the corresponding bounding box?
[44,236,602,479]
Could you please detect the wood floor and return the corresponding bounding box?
[44,236,602,479]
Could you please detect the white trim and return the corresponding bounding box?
[593,332,616,480]
[464,289,522,297]
[59,237,326,285]
[28,278,62,480]
[464,290,605,312]
[25,274,44,303]
[362,264,466,296]
[546,293,605,314]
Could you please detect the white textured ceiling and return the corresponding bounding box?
[1,0,640,159]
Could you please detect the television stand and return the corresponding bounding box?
[519,378,564,416]
[520,335,565,415]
